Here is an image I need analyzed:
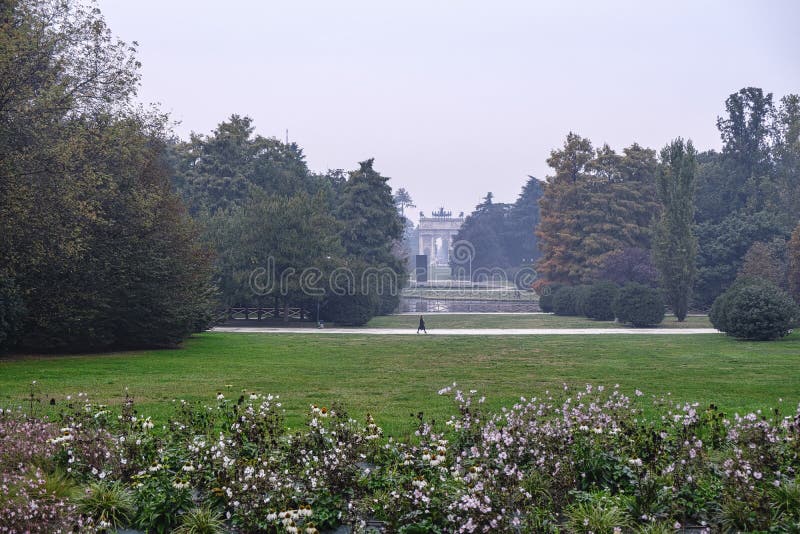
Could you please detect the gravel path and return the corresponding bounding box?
[211,327,719,335]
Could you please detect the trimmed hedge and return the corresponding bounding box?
[583,282,619,321]
[552,286,579,316]
[710,278,799,340]
[538,284,562,313]
[321,292,379,326]
[573,285,592,317]
[613,283,665,327]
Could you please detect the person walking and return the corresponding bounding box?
[417,315,427,334]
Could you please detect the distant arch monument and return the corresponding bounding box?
[417,208,465,266]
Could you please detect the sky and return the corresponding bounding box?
[98,0,800,223]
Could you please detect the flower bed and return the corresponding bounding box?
[1,384,799,533]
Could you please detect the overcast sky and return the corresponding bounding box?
[98,0,800,222]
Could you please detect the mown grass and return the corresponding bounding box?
[365,313,713,329]
[2,330,796,437]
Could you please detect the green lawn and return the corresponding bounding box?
[366,313,713,329]
[2,329,796,437]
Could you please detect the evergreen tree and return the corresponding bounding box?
[452,193,511,277]
[337,159,404,263]
[393,188,415,217]
[172,115,314,214]
[653,139,697,321]
[505,177,544,265]
[336,159,406,316]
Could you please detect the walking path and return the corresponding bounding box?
[212,326,719,335]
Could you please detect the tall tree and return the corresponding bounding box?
[505,177,544,265]
[536,133,595,284]
[788,223,800,303]
[337,159,404,264]
[653,139,697,321]
[452,193,511,277]
[172,115,314,214]
[393,187,415,217]
[774,95,800,227]
[716,87,776,214]
[336,159,406,315]
[0,0,214,351]
[536,134,658,285]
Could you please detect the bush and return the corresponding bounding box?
[538,284,562,313]
[0,276,25,352]
[583,282,619,321]
[573,284,592,317]
[710,278,799,340]
[321,292,379,326]
[613,283,665,327]
[553,286,579,316]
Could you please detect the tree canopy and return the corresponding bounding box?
[0,0,214,351]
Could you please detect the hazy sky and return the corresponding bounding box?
[98,0,800,222]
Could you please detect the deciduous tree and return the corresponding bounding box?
[654,139,697,321]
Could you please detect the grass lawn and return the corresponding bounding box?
[365,313,713,329]
[2,329,796,437]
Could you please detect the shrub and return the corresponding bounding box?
[583,282,619,321]
[552,286,578,316]
[538,284,562,313]
[321,292,379,326]
[710,278,799,340]
[573,284,592,317]
[613,283,665,327]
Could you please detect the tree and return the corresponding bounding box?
[694,211,788,307]
[737,239,788,289]
[536,134,658,285]
[0,0,214,351]
[716,87,777,214]
[505,176,544,265]
[393,188,415,217]
[788,223,800,303]
[536,133,595,284]
[451,193,511,277]
[337,159,406,316]
[773,95,800,227]
[172,115,315,214]
[0,276,24,352]
[653,139,697,321]
[211,191,343,318]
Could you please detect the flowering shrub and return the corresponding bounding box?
[2,384,800,532]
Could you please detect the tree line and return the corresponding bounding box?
[171,114,406,327]
[533,87,800,316]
